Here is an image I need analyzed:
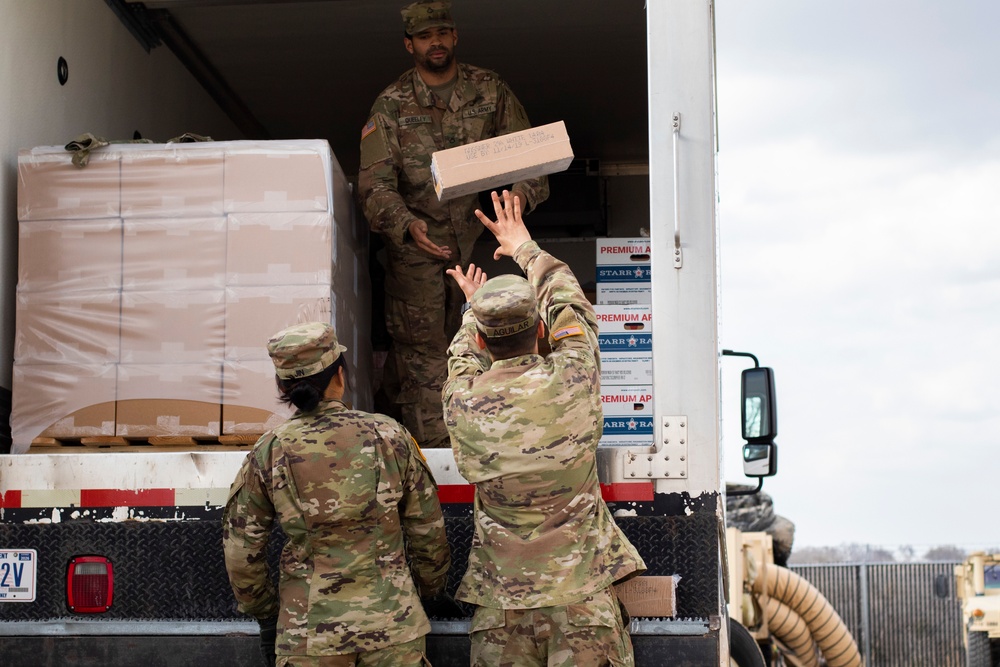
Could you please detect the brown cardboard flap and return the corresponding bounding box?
[614,575,678,618]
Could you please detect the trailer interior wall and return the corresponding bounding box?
[0,0,242,449]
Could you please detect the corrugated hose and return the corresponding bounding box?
[754,564,864,667]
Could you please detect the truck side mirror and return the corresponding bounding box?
[741,367,777,478]
[741,367,777,442]
[743,442,777,477]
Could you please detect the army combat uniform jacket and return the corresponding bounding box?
[358,62,549,272]
[358,62,552,451]
[222,399,450,656]
[442,241,646,610]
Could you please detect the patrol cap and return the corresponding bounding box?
[471,275,539,338]
[267,322,347,380]
[401,0,455,36]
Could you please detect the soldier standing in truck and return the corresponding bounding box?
[222,322,451,667]
[443,190,645,666]
[358,0,549,449]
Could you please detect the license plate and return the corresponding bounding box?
[0,549,37,602]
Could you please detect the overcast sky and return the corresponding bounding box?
[714,0,1000,552]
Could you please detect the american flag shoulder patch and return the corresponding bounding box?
[552,325,585,340]
[361,117,377,140]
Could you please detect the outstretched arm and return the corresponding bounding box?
[408,219,452,260]
[358,104,451,259]
[494,81,550,214]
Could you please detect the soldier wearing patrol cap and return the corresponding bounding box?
[222,322,454,667]
[443,191,647,667]
[358,0,550,451]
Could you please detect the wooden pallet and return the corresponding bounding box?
[28,434,262,453]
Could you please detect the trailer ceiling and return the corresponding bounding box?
[120,0,650,178]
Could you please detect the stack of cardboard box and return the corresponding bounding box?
[11,140,369,451]
[595,237,651,306]
[594,238,652,448]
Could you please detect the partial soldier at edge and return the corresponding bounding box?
[222,322,453,667]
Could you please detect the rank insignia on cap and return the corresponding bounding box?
[361,117,377,140]
[552,325,584,340]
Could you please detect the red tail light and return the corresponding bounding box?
[67,556,114,613]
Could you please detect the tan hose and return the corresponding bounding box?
[755,565,864,667]
[762,597,820,667]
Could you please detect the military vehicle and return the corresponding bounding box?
[955,552,1000,667]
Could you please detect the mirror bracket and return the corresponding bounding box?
[728,478,763,498]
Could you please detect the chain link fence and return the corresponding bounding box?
[790,561,964,667]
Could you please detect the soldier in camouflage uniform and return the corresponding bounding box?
[443,190,647,667]
[222,322,452,666]
[358,0,550,450]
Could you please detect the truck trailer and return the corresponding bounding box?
[0,1,778,664]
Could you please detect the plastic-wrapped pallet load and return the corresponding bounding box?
[11,140,370,453]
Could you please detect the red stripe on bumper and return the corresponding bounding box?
[437,484,475,504]
[79,489,176,507]
[601,482,654,502]
[0,490,22,509]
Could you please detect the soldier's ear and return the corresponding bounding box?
[536,320,545,339]
[475,331,487,350]
[404,36,414,54]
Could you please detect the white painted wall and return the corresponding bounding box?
[0,0,243,392]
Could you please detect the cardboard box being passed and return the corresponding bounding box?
[614,575,679,618]
[431,121,574,201]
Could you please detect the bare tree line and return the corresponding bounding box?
[789,543,997,564]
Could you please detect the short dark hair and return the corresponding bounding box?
[276,355,348,411]
[479,326,537,360]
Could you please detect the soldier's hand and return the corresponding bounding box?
[475,190,532,260]
[407,219,452,259]
[446,263,487,301]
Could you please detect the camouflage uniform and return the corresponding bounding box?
[276,636,429,667]
[358,1,549,449]
[442,242,646,666]
[223,322,450,665]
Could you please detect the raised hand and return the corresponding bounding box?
[474,190,532,260]
[446,262,487,301]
